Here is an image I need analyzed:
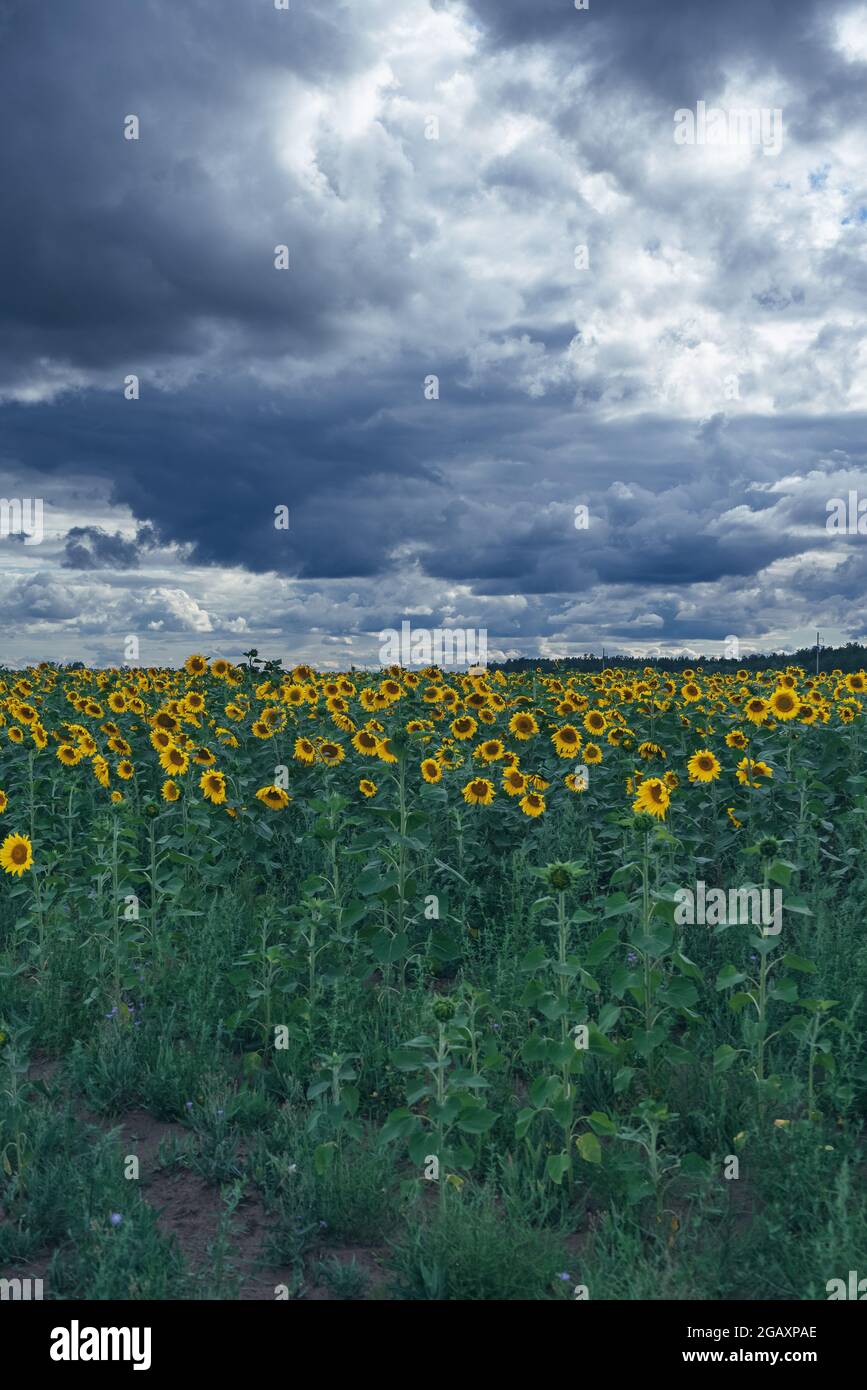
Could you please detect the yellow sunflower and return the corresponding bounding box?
[583,710,606,736]
[0,832,33,877]
[451,716,478,741]
[477,739,505,763]
[551,725,582,757]
[319,741,345,766]
[502,768,527,797]
[632,778,670,820]
[735,757,773,787]
[255,785,291,811]
[744,698,768,725]
[462,777,495,806]
[769,689,800,721]
[159,745,189,776]
[200,770,227,805]
[352,729,380,756]
[687,749,721,783]
[294,737,317,764]
[508,712,538,740]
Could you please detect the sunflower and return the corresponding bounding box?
[294,737,317,764]
[116,760,135,780]
[420,758,442,784]
[348,729,377,760]
[359,778,378,798]
[319,741,345,766]
[508,712,538,740]
[681,682,702,703]
[478,739,506,763]
[0,790,7,814]
[211,659,230,678]
[632,777,670,820]
[184,654,208,677]
[251,720,275,740]
[0,832,33,876]
[551,725,582,757]
[462,777,495,806]
[107,691,127,714]
[725,729,748,749]
[844,672,866,694]
[726,806,743,829]
[256,785,291,810]
[7,727,23,743]
[502,768,527,797]
[519,792,545,817]
[159,745,189,776]
[161,780,181,802]
[769,689,800,721]
[56,743,81,766]
[564,771,588,793]
[638,741,666,761]
[687,749,721,783]
[735,757,773,787]
[583,710,606,735]
[583,742,603,764]
[451,716,478,740]
[200,770,227,805]
[375,739,398,764]
[744,697,768,725]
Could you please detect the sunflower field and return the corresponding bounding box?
[1,655,866,1300]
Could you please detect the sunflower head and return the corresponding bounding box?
[0,833,33,877]
[757,835,783,862]
[540,860,584,892]
[430,997,456,1024]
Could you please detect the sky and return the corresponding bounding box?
[2,0,867,669]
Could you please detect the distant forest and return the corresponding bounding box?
[493,641,867,675]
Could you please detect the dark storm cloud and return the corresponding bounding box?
[2,0,867,661]
[4,367,854,598]
[463,0,838,105]
[0,0,406,384]
[60,524,156,570]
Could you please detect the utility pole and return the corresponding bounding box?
[816,631,820,675]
